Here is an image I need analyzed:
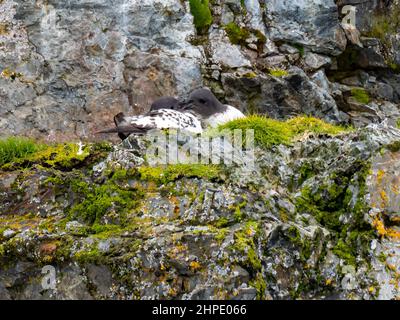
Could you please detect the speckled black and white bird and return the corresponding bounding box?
[97,89,245,139]
[110,96,182,140]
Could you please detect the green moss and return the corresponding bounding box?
[224,22,250,46]
[295,163,374,267]
[138,164,221,184]
[189,0,212,34]
[296,184,344,232]
[2,142,111,171]
[286,226,312,262]
[232,201,247,222]
[332,239,356,266]
[0,136,44,167]
[218,115,350,149]
[214,217,229,228]
[0,244,5,258]
[68,179,140,225]
[285,116,351,137]
[387,141,400,153]
[268,68,289,78]
[218,115,292,149]
[297,162,314,187]
[249,272,267,300]
[231,221,261,270]
[351,88,370,105]
[214,227,229,243]
[74,246,104,264]
[388,61,400,73]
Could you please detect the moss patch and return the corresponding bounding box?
[295,164,374,267]
[286,116,351,137]
[351,88,370,105]
[1,142,111,171]
[268,68,289,78]
[218,115,350,149]
[218,115,292,149]
[138,164,222,185]
[230,221,261,270]
[224,22,250,46]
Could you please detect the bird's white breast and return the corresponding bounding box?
[205,105,245,128]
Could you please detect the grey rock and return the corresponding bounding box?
[266,0,347,56]
[303,52,332,72]
[209,29,252,69]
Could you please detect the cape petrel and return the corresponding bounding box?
[97,89,245,139]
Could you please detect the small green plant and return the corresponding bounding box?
[293,44,305,57]
[0,137,43,166]
[351,88,370,105]
[368,7,400,71]
[189,0,213,34]
[224,22,250,46]
[368,7,400,45]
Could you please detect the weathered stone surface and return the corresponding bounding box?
[266,0,347,56]
[221,68,343,122]
[1,123,400,300]
[0,0,203,141]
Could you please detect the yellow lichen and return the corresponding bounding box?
[189,261,202,271]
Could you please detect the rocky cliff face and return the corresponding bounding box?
[1,121,400,300]
[0,0,399,141]
[1,0,400,300]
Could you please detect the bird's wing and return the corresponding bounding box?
[97,109,202,135]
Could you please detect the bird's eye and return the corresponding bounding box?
[198,99,206,104]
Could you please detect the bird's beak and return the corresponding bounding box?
[178,99,194,111]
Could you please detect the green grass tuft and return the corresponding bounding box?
[0,137,43,167]
[189,0,213,34]
[218,115,292,149]
[218,115,350,149]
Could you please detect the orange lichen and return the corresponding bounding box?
[386,228,400,239]
[372,215,400,240]
[380,190,388,204]
[373,216,387,238]
[377,169,385,184]
[189,261,201,271]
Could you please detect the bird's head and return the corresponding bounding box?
[150,96,180,111]
[179,88,224,119]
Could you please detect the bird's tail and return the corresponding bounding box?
[95,125,147,135]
